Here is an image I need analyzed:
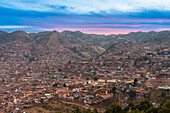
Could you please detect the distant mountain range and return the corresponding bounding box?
[0,30,169,59]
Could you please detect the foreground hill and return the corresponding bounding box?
[24,98,170,113]
[24,100,89,113]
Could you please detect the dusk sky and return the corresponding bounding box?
[0,0,170,34]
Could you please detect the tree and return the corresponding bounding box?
[144,99,152,107]
[146,106,158,113]
[135,104,142,111]
[72,99,170,113]
[92,72,97,75]
[128,90,136,98]
[157,100,170,113]
[134,78,138,86]
[93,107,99,113]
[40,99,43,103]
[105,104,123,113]
[129,109,142,113]
[68,60,71,64]
[129,101,135,108]
[123,106,129,113]
[158,107,169,113]
[161,92,166,98]
[160,98,166,106]
[112,86,117,95]
[86,109,92,113]
[63,83,67,87]
[128,101,136,111]
[94,77,98,81]
[53,83,58,87]
[128,56,131,59]
[74,107,82,113]
[140,99,152,111]
[163,100,170,109]
[140,74,143,77]
[58,68,62,72]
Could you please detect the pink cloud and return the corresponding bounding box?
[34,23,170,35]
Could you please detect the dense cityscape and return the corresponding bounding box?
[0,30,169,112]
[0,0,170,112]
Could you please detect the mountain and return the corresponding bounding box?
[104,30,170,54]
[0,30,8,43]
[62,30,118,49]
[116,31,157,42]
[0,30,32,43]
[31,30,105,58]
[0,30,169,60]
[0,30,106,60]
[143,31,170,44]
[61,30,169,49]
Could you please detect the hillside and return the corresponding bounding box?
[0,30,169,60]
[24,100,90,113]
[61,30,170,49]
[143,31,170,44]
[105,31,170,52]
[24,98,170,113]
[0,30,105,60]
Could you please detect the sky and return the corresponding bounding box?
[0,0,170,34]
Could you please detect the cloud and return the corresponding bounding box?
[0,0,170,14]
[0,25,30,29]
[0,0,169,34]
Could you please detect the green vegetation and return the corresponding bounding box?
[74,107,82,113]
[105,103,123,113]
[134,78,138,86]
[128,90,137,98]
[70,47,85,58]
[63,83,67,87]
[111,86,117,95]
[67,99,170,113]
[94,77,98,81]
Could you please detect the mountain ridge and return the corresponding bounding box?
[0,30,169,59]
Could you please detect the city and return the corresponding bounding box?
[0,33,169,112]
[0,0,170,112]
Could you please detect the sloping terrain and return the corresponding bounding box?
[0,30,169,60]
[24,100,90,113]
[143,31,170,44]
[0,30,106,59]
[62,30,170,49]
